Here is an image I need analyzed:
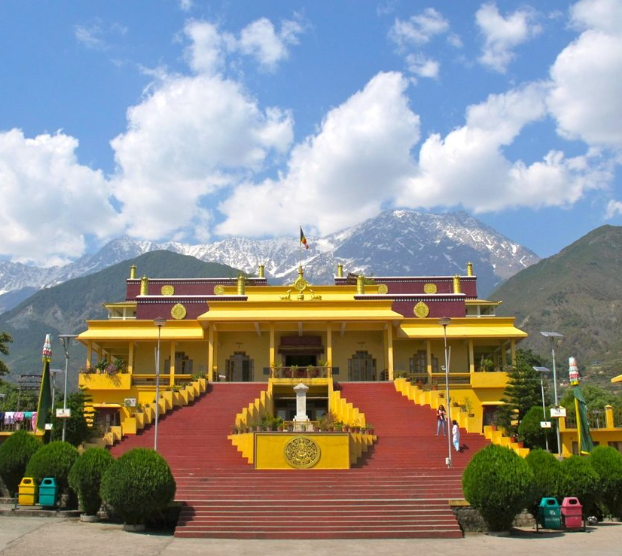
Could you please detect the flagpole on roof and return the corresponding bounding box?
[299,226,302,270]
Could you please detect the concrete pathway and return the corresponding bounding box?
[0,516,620,556]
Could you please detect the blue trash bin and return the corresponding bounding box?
[38,477,58,507]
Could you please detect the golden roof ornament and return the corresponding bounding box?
[280,266,321,300]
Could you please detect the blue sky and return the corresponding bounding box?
[1,0,621,266]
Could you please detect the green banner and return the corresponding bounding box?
[574,386,594,454]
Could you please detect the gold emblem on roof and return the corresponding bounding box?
[280,266,321,300]
[171,303,187,320]
[377,284,389,294]
[214,285,225,295]
[423,283,437,294]
[161,285,175,296]
[414,302,430,318]
[284,437,321,469]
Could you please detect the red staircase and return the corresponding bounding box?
[110,382,490,539]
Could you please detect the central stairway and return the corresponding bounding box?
[110,382,490,539]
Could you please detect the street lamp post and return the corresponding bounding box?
[533,366,551,452]
[58,334,78,442]
[439,317,452,468]
[154,318,166,452]
[541,331,564,458]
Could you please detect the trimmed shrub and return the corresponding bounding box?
[558,455,600,515]
[0,431,42,495]
[68,448,114,516]
[25,441,79,495]
[589,446,622,518]
[525,449,562,515]
[463,444,535,531]
[519,406,554,450]
[100,448,176,525]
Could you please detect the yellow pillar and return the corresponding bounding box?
[510,339,516,366]
[86,341,92,369]
[387,325,394,381]
[326,324,333,375]
[208,325,214,382]
[269,324,275,369]
[169,341,176,386]
[605,405,614,428]
[468,340,474,374]
[426,340,432,376]
[127,342,134,374]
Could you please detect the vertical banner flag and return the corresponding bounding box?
[36,334,53,433]
[300,227,309,250]
[569,357,594,454]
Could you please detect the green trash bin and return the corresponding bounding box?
[38,477,58,507]
[538,497,562,529]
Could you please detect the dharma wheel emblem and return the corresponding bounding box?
[161,285,175,296]
[414,302,430,318]
[377,284,389,294]
[214,285,225,295]
[423,283,437,294]
[283,437,321,469]
[171,303,187,320]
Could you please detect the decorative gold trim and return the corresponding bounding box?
[283,437,321,469]
[414,301,430,318]
[214,285,225,295]
[161,285,175,296]
[423,283,437,294]
[377,284,389,294]
[171,303,187,320]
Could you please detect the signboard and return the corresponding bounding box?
[540,421,552,429]
[44,423,53,430]
[550,407,566,418]
[124,398,137,408]
[56,408,71,418]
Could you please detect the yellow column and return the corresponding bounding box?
[426,340,432,376]
[510,339,516,366]
[326,324,333,376]
[387,325,394,381]
[468,340,474,374]
[169,341,176,386]
[208,325,214,382]
[128,342,134,374]
[269,323,275,368]
[86,341,92,369]
[605,405,614,428]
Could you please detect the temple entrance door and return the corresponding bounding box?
[226,352,254,382]
[348,351,377,381]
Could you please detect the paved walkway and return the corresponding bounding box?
[0,516,620,556]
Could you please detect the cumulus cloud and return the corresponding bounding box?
[605,199,622,218]
[476,3,541,72]
[217,72,420,237]
[389,8,449,47]
[405,54,439,79]
[547,0,622,150]
[0,130,120,265]
[239,18,303,71]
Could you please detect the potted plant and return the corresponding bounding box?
[367,424,375,435]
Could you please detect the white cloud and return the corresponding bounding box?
[0,130,120,265]
[406,53,439,79]
[390,8,449,47]
[184,20,234,76]
[605,199,622,218]
[179,0,193,12]
[546,0,622,150]
[476,3,541,72]
[217,72,420,237]
[75,24,107,50]
[238,18,303,71]
[111,74,293,240]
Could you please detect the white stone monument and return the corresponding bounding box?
[293,382,311,431]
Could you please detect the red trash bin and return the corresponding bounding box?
[561,497,583,529]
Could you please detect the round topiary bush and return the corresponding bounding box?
[100,448,176,525]
[519,406,553,450]
[463,444,535,532]
[558,455,600,515]
[589,446,622,518]
[525,449,562,515]
[68,448,114,516]
[25,441,79,495]
[0,430,42,495]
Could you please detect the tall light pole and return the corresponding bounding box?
[439,317,452,468]
[541,331,564,458]
[533,366,551,452]
[154,317,166,452]
[58,334,78,442]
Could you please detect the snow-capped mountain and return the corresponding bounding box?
[0,210,539,312]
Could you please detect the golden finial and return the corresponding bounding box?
[258,264,265,278]
[140,276,149,296]
[237,274,246,295]
[130,265,137,279]
[467,262,473,276]
[453,274,461,294]
[357,275,365,295]
[337,263,343,278]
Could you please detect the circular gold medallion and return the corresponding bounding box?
[377,284,389,294]
[283,437,321,469]
[214,285,225,295]
[294,276,308,292]
[161,285,175,296]
[414,301,430,318]
[171,303,187,320]
[423,283,437,294]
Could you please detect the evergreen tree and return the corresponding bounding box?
[0,331,12,377]
[497,349,544,435]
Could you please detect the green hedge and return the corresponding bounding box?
[589,446,622,518]
[525,449,562,515]
[68,448,114,515]
[463,444,535,531]
[100,448,176,525]
[25,441,78,495]
[0,431,42,495]
[558,455,600,515]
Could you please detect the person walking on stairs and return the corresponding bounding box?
[452,420,461,452]
[436,405,447,436]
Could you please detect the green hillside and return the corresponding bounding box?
[0,251,241,380]
[491,225,622,390]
